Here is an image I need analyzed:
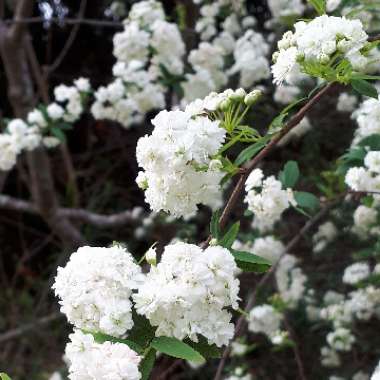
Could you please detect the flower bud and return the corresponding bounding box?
[230,88,246,102]
[136,171,148,190]
[145,246,157,266]
[209,238,218,246]
[219,98,231,112]
[244,90,262,106]
[209,159,223,171]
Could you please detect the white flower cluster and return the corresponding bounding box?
[91,0,183,128]
[182,2,269,103]
[275,254,307,308]
[244,169,297,232]
[372,361,380,380]
[136,108,225,217]
[267,0,305,22]
[233,235,285,264]
[65,329,141,380]
[343,262,371,285]
[345,150,380,193]
[133,242,240,347]
[352,96,380,145]
[272,15,369,85]
[352,205,379,238]
[336,92,357,113]
[248,304,285,344]
[313,221,338,253]
[0,78,90,171]
[326,327,356,352]
[228,30,270,89]
[53,245,143,337]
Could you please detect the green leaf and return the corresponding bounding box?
[128,313,156,348]
[234,140,266,166]
[50,127,67,142]
[358,134,380,150]
[308,0,326,14]
[185,336,221,358]
[0,373,12,380]
[89,331,143,354]
[351,78,378,99]
[150,337,205,363]
[57,122,73,130]
[280,161,300,189]
[231,249,272,273]
[210,210,221,240]
[219,221,240,249]
[140,348,157,380]
[294,191,320,212]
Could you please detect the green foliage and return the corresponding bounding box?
[231,249,272,273]
[279,161,300,189]
[150,337,205,363]
[0,373,11,380]
[234,139,267,166]
[127,313,156,348]
[294,191,320,212]
[351,78,378,99]
[358,134,380,150]
[87,330,144,354]
[307,0,326,14]
[210,210,221,240]
[140,348,157,380]
[218,221,240,249]
[50,127,67,142]
[185,336,222,358]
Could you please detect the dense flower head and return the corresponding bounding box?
[53,245,143,337]
[244,169,297,232]
[272,15,370,85]
[133,242,240,347]
[136,109,226,217]
[65,330,142,380]
[248,304,283,343]
[342,262,371,285]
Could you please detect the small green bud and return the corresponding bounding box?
[219,98,231,112]
[230,88,246,102]
[209,238,218,246]
[145,246,157,266]
[244,89,262,106]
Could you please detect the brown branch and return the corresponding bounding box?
[0,312,62,343]
[4,16,123,27]
[213,198,341,380]
[8,0,33,42]
[46,0,88,75]
[0,194,137,229]
[201,82,337,249]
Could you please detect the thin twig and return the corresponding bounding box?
[213,197,341,380]
[4,16,123,27]
[46,0,88,74]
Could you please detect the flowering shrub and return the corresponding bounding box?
[1,0,380,380]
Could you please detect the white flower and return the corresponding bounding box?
[326,0,341,12]
[321,346,341,368]
[53,245,143,337]
[248,304,283,341]
[267,0,305,19]
[133,242,240,347]
[372,361,380,380]
[74,77,91,92]
[251,236,285,263]
[65,329,142,380]
[327,327,355,352]
[136,108,226,217]
[365,151,380,173]
[47,103,65,120]
[343,262,370,285]
[272,47,299,85]
[337,92,357,112]
[27,109,48,128]
[0,134,18,171]
[43,136,61,149]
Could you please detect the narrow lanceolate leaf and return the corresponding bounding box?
[280,161,300,189]
[128,313,156,348]
[88,331,144,354]
[50,127,67,142]
[0,373,12,380]
[231,249,271,273]
[351,78,378,99]
[358,134,380,151]
[210,210,221,239]
[219,221,240,249]
[140,348,157,380]
[234,140,267,166]
[150,336,205,363]
[294,191,320,212]
[185,336,221,358]
[308,0,326,15]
